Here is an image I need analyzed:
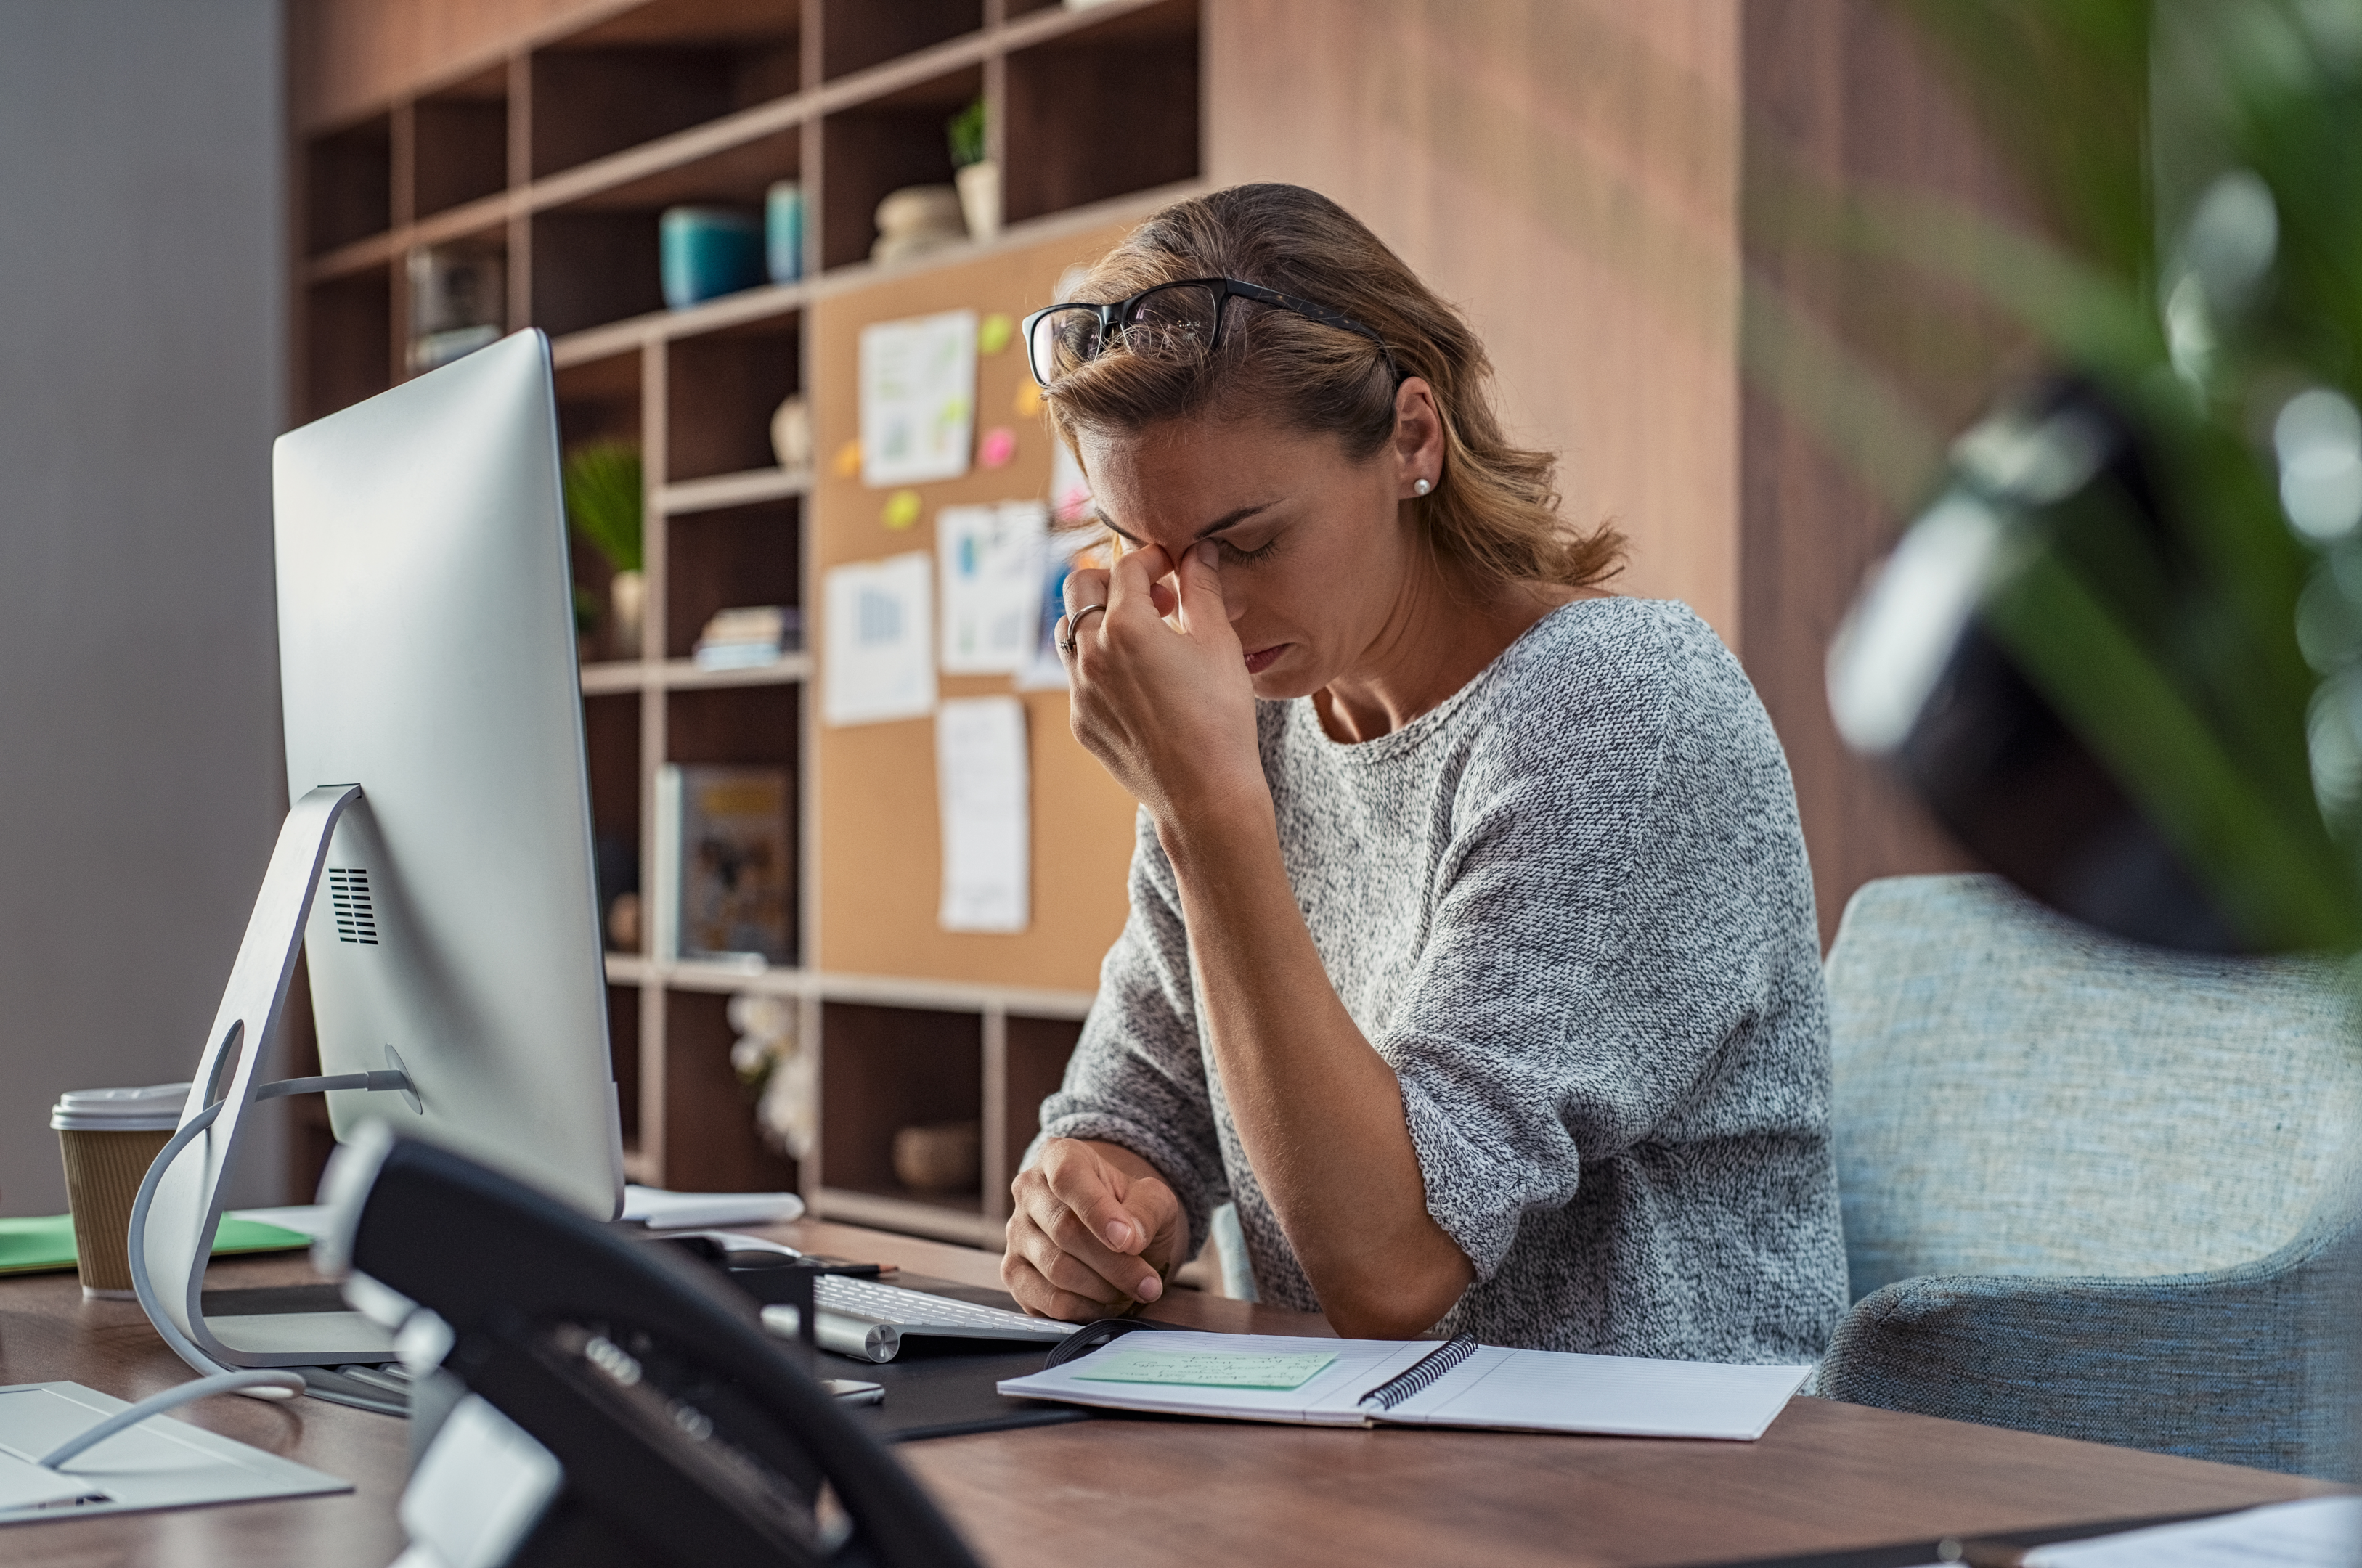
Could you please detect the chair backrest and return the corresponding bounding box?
[1827,875,2361,1301]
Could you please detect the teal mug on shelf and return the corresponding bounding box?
[659,205,764,311]
[767,181,805,285]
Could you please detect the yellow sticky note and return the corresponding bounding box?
[881,489,922,530]
[978,312,1014,355]
[832,439,863,478]
[1012,382,1043,418]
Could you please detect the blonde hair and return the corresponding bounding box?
[1043,184,1624,589]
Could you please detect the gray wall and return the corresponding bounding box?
[0,1,289,1213]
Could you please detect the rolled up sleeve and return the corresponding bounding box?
[1385,705,1781,1282]
[1033,811,1226,1254]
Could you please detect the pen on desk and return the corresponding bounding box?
[1934,1538,2027,1567]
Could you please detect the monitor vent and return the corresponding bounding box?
[327,867,378,946]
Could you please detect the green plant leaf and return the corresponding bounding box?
[563,439,643,575]
[948,97,987,169]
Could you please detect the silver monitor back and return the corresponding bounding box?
[273,329,622,1218]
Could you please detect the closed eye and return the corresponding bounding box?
[1217,535,1279,564]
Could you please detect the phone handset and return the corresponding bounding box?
[317,1123,982,1568]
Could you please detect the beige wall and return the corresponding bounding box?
[0,1,289,1214]
[1206,0,1743,642]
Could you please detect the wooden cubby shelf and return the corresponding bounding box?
[413,65,510,220]
[660,465,812,515]
[579,655,814,696]
[296,0,1188,284]
[532,0,806,179]
[296,0,1204,1244]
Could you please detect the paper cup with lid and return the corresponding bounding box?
[51,1082,190,1299]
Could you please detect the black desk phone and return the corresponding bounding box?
[319,1128,982,1568]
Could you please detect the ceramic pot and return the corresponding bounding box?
[956,160,1001,242]
[765,180,805,284]
[892,1121,982,1193]
[770,395,811,471]
[871,184,966,265]
[659,206,763,310]
[609,568,646,658]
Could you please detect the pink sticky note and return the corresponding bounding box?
[978,426,1017,469]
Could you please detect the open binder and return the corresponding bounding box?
[998,1330,1811,1440]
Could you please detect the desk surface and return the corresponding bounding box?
[0,1220,2324,1566]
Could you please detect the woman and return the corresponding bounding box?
[1003,184,1844,1362]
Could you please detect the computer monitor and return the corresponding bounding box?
[137,329,622,1375]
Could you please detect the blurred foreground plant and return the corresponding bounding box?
[1796,0,2362,952]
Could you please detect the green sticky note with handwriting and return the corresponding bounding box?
[1075,1349,1337,1389]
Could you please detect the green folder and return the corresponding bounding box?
[0,1214,310,1276]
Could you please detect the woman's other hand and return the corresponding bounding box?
[1059,541,1266,828]
[1002,1138,1189,1320]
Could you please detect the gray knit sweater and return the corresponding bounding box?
[1038,597,1846,1363]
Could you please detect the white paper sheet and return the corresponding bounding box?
[2019,1498,2362,1568]
[0,1450,90,1511]
[1015,526,1097,692]
[937,501,1047,675]
[860,309,977,487]
[935,696,1029,932]
[1385,1344,1808,1440]
[822,552,936,726]
[0,1382,349,1524]
[1000,1331,1443,1427]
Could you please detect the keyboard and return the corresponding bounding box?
[759,1275,1075,1364]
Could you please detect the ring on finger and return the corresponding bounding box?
[1057,601,1109,653]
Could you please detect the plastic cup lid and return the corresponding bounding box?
[50,1082,191,1132]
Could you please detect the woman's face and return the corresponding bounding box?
[1075,384,1438,701]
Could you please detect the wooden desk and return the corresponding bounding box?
[0,1220,2324,1566]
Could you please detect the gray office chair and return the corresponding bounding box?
[1817,875,2362,1477]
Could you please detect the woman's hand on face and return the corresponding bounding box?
[1002,1138,1189,1320]
[1059,541,1266,829]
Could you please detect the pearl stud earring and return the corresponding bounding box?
[1414,478,1432,496]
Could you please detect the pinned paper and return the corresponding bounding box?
[978,427,1017,469]
[978,312,1014,355]
[860,309,977,487]
[1015,526,1097,691]
[822,553,935,726]
[936,696,1029,932]
[939,502,1047,675]
[881,489,922,530]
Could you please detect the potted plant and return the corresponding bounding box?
[563,439,644,661]
[948,96,998,242]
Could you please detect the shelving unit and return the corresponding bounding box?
[293,0,1203,1246]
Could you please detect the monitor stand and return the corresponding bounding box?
[134,784,418,1381]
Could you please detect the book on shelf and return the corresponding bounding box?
[693,605,802,671]
[406,245,503,373]
[653,764,794,964]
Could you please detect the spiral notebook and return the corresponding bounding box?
[997,1331,1810,1440]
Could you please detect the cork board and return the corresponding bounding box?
[811,222,1141,989]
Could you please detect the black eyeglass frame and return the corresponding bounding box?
[1020,277,1401,388]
